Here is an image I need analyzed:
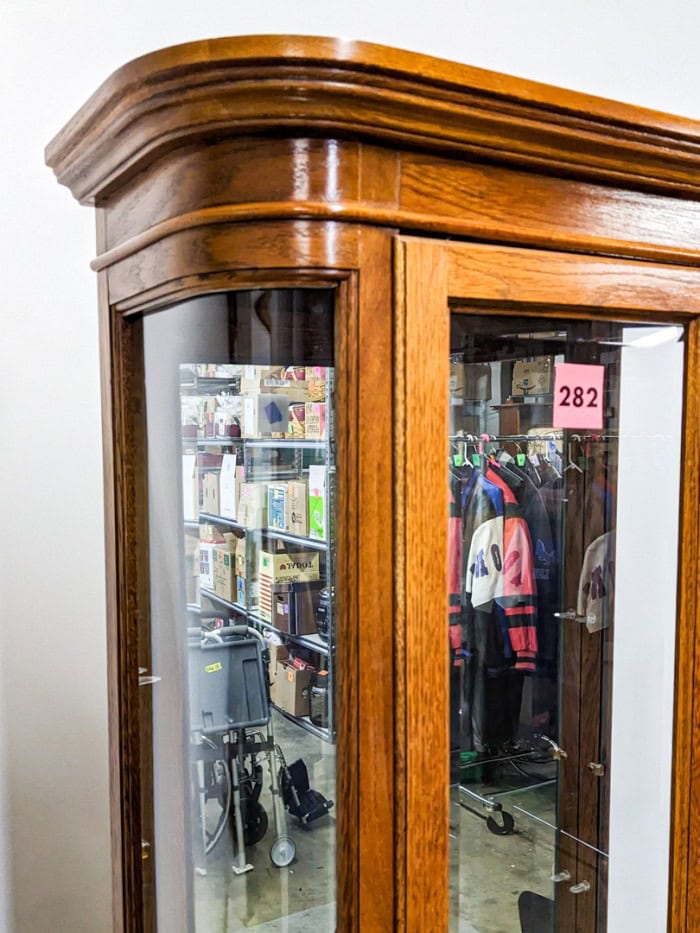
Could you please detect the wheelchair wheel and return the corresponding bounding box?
[243,800,269,846]
[270,834,296,868]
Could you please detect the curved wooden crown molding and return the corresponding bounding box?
[46,35,700,204]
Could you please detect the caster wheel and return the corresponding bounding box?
[244,801,269,846]
[486,810,515,835]
[270,835,296,867]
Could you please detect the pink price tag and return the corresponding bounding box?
[552,363,605,430]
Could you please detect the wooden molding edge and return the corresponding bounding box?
[91,202,700,272]
[45,35,700,204]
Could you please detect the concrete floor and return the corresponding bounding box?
[192,717,556,932]
[450,783,556,932]
[193,711,336,931]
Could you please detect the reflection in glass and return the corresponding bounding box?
[447,315,684,931]
[141,290,337,931]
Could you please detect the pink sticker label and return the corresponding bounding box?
[552,363,605,430]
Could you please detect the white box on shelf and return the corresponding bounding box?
[202,471,220,515]
[182,454,198,520]
[238,482,269,529]
[219,454,241,519]
[286,481,308,537]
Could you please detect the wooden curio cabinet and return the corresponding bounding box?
[46,37,700,932]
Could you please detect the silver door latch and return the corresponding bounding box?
[538,734,568,760]
[569,880,591,894]
[588,761,605,777]
[554,609,595,625]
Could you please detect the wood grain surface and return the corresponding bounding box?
[396,239,450,931]
[447,243,700,316]
[356,227,397,928]
[45,36,700,204]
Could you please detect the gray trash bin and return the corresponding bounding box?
[188,635,269,734]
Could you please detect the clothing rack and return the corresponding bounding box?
[449,432,618,443]
[449,432,673,443]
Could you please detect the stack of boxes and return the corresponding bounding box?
[240,364,329,440]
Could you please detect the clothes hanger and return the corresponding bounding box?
[565,435,584,473]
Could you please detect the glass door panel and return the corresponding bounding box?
[447,312,684,932]
[138,288,338,931]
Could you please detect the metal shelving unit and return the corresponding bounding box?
[192,437,244,447]
[199,588,248,617]
[199,511,245,531]
[270,702,331,742]
[248,611,330,656]
[182,366,336,743]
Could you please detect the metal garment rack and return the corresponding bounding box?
[183,368,336,744]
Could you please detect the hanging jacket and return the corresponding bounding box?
[484,463,538,672]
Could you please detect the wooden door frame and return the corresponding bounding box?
[393,235,700,932]
[98,220,396,932]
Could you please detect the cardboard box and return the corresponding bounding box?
[238,482,268,529]
[235,535,247,578]
[271,583,294,631]
[286,481,308,537]
[242,393,290,437]
[304,402,326,439]
[308,465,327,540]
[258,551,321,622]
[512,357,553,396]
[305,366,327,402]
[290,582,323,635]
[213,547,236,602]
[274,662,311,717]
[267,484,288,531]
[199,542,216,590]
[268,582,320,635]
[240,365,284,393]
[273,382,309,403]
[219,454,243,520]
[199,525,225,591]
[258,551,320,583]
[182,455,198,521]
[202,471,220,516]
[265,641,289,698]
[287,403,306,438]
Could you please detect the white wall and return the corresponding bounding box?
[2,1,699,930]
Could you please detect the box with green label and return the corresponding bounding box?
[308,465,326,541]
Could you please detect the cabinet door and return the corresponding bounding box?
[111,280,394,932]
[393,238,700,932]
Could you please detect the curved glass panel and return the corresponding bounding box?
[139,289,337,931]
